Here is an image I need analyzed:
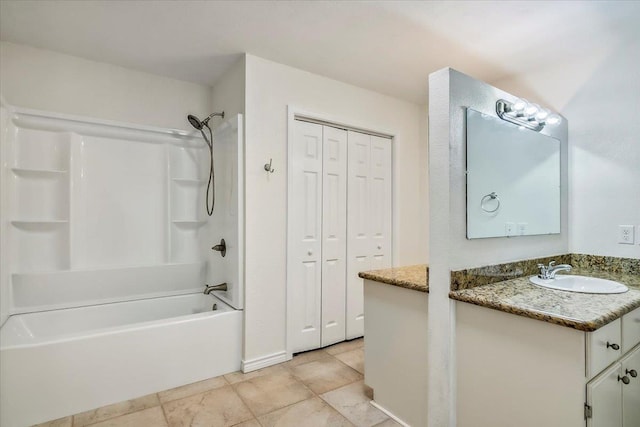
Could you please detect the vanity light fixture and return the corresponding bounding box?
[496,98,561,131]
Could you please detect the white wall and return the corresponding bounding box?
[242,54,427,364]
[427,68,569,427]
[211,55,246,121]
[493,39,640,259]
[0,41,212,130]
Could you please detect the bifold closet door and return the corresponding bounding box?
[321,126,347,347]
[290,120,348,353]
[346,131,392,340]
[290,121,323,353]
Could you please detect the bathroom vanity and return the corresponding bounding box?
[359,265,429,427]
[451,262,640,427]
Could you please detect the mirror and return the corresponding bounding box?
[466,108,560,239]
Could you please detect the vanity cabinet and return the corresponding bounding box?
[363,278,428,427]
[456,303,640,427]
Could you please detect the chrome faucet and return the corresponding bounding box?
[204,282,227,294]
[537,261,572,280]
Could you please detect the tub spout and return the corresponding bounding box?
[204,283,227,294]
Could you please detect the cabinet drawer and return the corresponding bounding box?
[622,307,640,354]
[588,319,622,379]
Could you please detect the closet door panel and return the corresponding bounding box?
[321,126,347,347]
[347,131,371,339]
[370,136,392,270]
[290,121,323,353]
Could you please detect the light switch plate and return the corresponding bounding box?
[517,222,528,236]
[619,225,635,244]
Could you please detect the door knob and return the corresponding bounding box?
[307,250,313,256]
[626,369,638,378]
[618,375,630,385]
[607,342,620,350]
[377,244,382,250]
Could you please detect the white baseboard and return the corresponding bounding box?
[241,350,288,373]
[370,400,411,427]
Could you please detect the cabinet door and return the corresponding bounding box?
[346,131,392,339]
[587,363,623,427]
[321,126,347,347]
[622,345,640,427]
[289,120,323,353]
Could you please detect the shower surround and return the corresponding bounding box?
[0,102,244,427]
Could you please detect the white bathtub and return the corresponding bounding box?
[0,293,242,427]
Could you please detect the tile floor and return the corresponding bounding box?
[35,338,401,427]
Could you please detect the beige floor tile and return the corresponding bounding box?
[32,416,72,427]
[87,407,167,427]
[290,357,362,394]
[232,369,314,416]
[224,364,289,385]
[325,338,364,355]
[321,381,388,427]
[284,348,332,368]
[230,419,261,427]
[162,385,253,427]
[372,418,403,427]
[158,375,228,403]
[258,397,353,427]
[73,393,160,426]
[334,348,364,374]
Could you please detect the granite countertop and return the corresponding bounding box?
[358,264,429,293]
[450,268,640,332]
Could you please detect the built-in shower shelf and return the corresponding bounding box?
[171,178,207,186]
[11,167,69,176]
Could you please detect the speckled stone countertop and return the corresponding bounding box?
[359,264,429,293]
[450,268,640,331]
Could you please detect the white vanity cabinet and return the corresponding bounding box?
[456,303,640,427]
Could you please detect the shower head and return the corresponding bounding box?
[188,114,203,130]
[187,111,225,130]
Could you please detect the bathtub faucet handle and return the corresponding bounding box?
[212,238,226,257]
[204,283,228,294]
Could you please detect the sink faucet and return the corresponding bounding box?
[204,283,227,294]
[537,261,572,280]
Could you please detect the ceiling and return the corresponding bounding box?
[1,1,638,104]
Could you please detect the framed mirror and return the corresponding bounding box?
[466,108,560,239]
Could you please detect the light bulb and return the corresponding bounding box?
[511,99,526,114]
[546,114,561,125]
[524,103,539,117]
[535,108,550,122]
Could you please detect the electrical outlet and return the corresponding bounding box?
[505,222,515,236]
[619,225,635,245]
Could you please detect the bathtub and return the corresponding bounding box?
[0,293,242,427]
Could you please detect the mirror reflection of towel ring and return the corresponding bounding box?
[481,192,500,213]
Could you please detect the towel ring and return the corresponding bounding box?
[481,192,500,213]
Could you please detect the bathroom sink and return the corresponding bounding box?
[529,275,628,294]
